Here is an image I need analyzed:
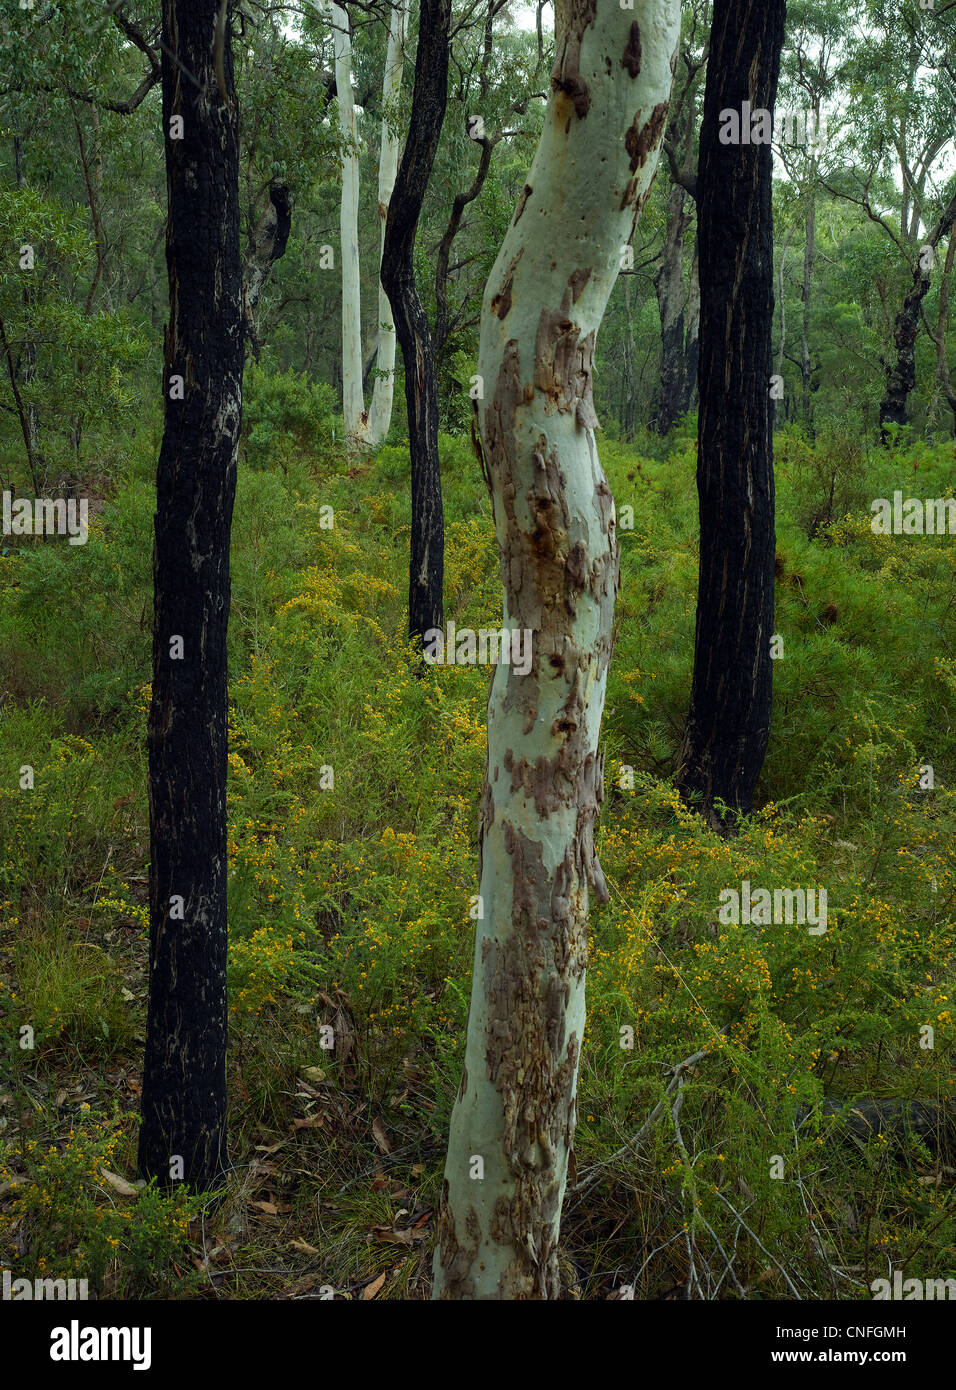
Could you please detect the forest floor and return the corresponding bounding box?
[0,400,954,1299]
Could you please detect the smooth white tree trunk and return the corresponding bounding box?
[333,2,367,444]
[367,0,408,445]
[432,0,681,1299]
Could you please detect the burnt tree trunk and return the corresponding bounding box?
[138,0,242,1190]
[681,232,700,414]
[652,182,693,434]
[879,193,956,442]
[242,180,292,360]
[381,0,451,645]
[677,0,785,829]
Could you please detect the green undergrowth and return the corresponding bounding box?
[0,376,952,1298]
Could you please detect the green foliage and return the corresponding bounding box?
[0,186,148,489]
[2,425,952,1298]
[241,358,339,471]
[0,1112,205,1299]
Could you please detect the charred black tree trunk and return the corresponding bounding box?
[652,183,693,435]
[139,0,242,1190]
[682,234,700,413]
[242,180,292,360]
[879,195,956,442]
[677,0,785,829]
[381,0,450,645]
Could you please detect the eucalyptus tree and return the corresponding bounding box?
[676,0,786,829]
[652,0,708,434]
[138,0,242,1190]
[828,0,956,437]
[381,0,453,643]
[433,0,681,1299]
[775,0,850,429]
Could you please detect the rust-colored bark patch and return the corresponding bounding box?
[491,249,524,321]
[514,183,533,222]
[621,21,642,78]
[550,0,597,120]
[533,289,598,429]
[568,266,592,303]
[480,822,587,1296]
[625,101,669,173]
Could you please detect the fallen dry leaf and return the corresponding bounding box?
[293,1114,326,1131]
[363,1271,386,1300]
[371,1117,392,1154]
[289,1239,321,1256]
[99,1167,140,1198]
[368,1225,421,1246]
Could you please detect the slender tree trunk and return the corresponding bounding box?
[0,315,41,490]
[433,0,681,1299]
[681,231,700,414]
[381,0,450,645]
[879,192,956,442]
[367,0,408,445]
[801,154,816,428]
[138,0,242,1191]
[933,235,956,436]
[333,2,367,444]
[653,181,692,434]
[622,274,635,439]
[12,132,41,483]
[676,0,785,830]
[242,181,292,359]
[775,223,794,426]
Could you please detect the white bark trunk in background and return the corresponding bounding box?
[367,0,408,445]
[333,2,367,444]
[432,0,680,1299]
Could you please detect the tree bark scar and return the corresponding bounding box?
[551,0,598,119]
[491,249,524,320]
[483,821,585,1297]
[214,0,234,111]
[568,266,592,304]
[621,21,642,78]
[533,289,597,423]
[434,1182,481,1297]
[514,183,533,223]
[625,101,670,172]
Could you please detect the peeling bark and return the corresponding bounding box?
[433,0,680,1300]
[139,0,242,1190]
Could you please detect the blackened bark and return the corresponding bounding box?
[242,180,292,359]
[682,234,700,412]
[879,193,956,442]
[381,0,450,645]
[677,0,785,828]
[653,182,693,434]
[139,0,242,1190]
